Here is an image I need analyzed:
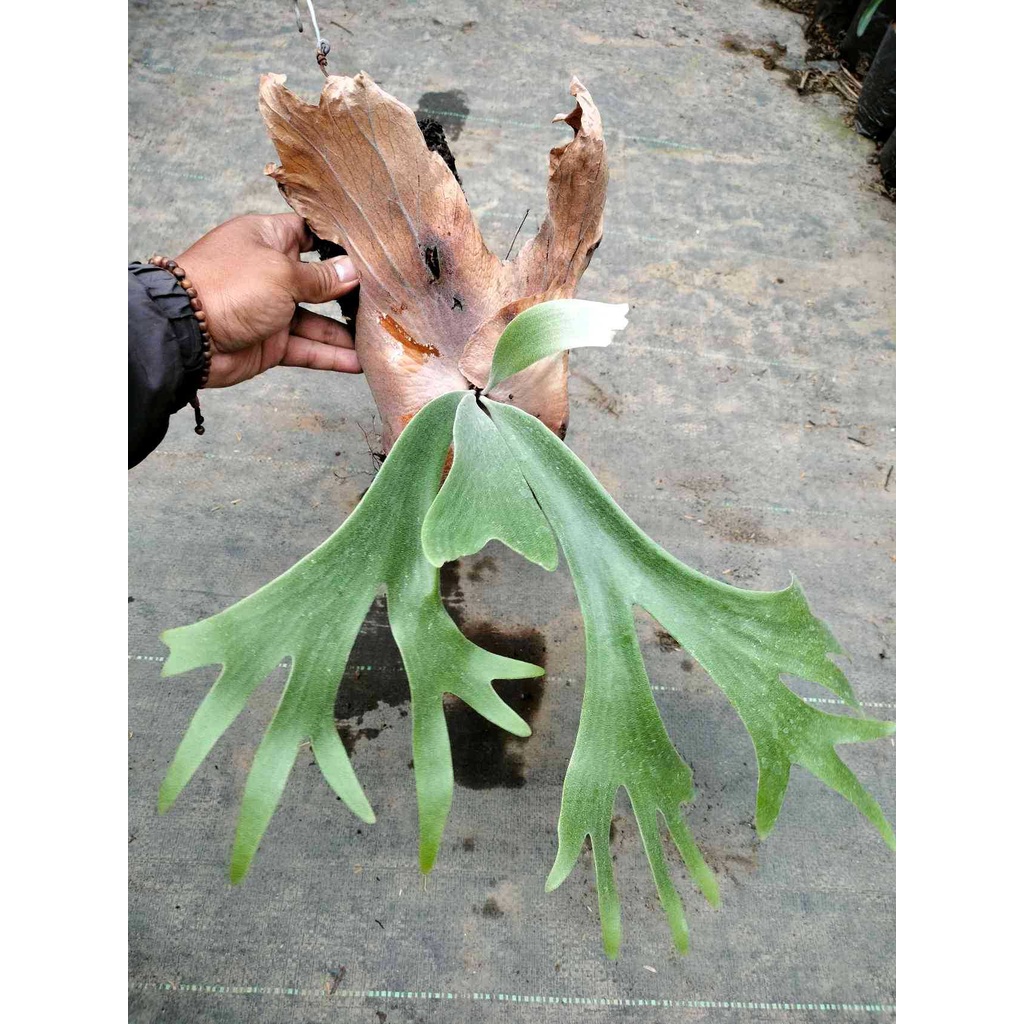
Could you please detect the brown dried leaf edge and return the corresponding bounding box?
[260,72,607,448]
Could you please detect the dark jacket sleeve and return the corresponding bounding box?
[128,263,206,468]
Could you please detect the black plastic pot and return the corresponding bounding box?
[878,132,895,192]
[856,23,896,141]
[840,0,896,70]
[813,0,861,41]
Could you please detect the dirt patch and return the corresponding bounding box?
[466,555,498,582]
[473,880,520,919]
[767,0,843,61]
[721,32,832,95]
[655,628,681,653]
[699,824,760,881]
[336,724,381,755]
[609,814,629,845]
[295,412,346,433]
[705,506,770,545]
[678,473,735,500]
[702,844,759,881]
[573,371,622,417]
[479,896,504,918]
[719,13,866,104]
[721,34,787,71]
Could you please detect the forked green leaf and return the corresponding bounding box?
[160,391,544,882]
[158,303,892,957]
[424,397,717,955]
[454,399,895,956]
[485,298,629,391]
[422,392,558,571]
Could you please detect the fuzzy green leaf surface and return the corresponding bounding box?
[485,298,630,391]
[427,398,895,956]
[160,391,543,882]
[422,392,558,571]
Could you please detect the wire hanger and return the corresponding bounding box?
[293,0,331,76]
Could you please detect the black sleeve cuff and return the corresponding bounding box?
[128,263,206,468]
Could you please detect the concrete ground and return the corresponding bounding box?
[128,1,895,1021]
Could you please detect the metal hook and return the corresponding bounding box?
[293,0,331,76]
[316,38,331,77]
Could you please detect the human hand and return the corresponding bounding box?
[174,213,361,388]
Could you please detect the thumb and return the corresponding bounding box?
[290,256,360,304]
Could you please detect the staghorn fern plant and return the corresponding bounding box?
[160,299,895,958]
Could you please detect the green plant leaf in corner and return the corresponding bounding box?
[486,298,629,391]
[160,391,543,882]
[857,0,884,37]
[467,399,895,956]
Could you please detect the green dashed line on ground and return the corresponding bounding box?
[132,981,894,1012]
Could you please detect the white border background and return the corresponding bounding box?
[5,2,1020,1020]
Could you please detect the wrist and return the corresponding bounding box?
[148,256,213,391]
[146,255,213,435]
[173,253,231,357]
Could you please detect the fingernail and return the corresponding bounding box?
[330,257,359,284]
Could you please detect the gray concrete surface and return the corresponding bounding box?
[128,1,896,1020]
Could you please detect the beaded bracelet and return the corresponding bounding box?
[148,255,213,435]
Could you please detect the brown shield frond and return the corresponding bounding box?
[260,72,607,450]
